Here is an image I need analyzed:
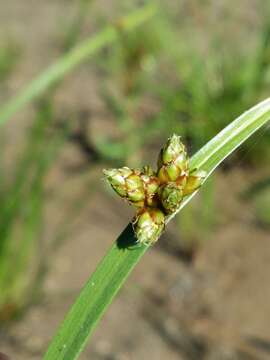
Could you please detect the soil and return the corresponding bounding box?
[0,1,270,360]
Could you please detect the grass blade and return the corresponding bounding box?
[0,5,155,127]
[167,97,270,221]
[43,98,270,360]
[44,225,147,360]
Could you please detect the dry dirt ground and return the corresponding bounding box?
[0,1,270,359]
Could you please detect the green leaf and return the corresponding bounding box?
[0,4,156,127]
[43,98,270,360]
[167,97,270,221]
[44,225,147,360]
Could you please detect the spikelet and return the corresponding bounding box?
[133,208,165,245]
[159,182,184,214]
[103,134,207,246]
[157,134,189,183]
[103,166,159,208]
[183,169,207,196]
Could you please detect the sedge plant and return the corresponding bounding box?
[91,9,270,253]
[43,98,270,360]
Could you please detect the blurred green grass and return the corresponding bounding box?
[94,5,270,165]
[0,1,269,322]
[0,95,64,320]
[0,40,20,82]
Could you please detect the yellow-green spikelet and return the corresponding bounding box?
[159,182,184,214]
[157,134,189,183]
[183,169,207,196]
[133,208,165,245]
[103,166,159,208]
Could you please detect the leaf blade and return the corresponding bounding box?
[44,225,148,360]
[191,97,270,172]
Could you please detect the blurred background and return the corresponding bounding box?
[0,0,270,359]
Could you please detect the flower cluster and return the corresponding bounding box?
[103,134,206,245]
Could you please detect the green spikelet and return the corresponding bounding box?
[133,208,165,245]
[140,166,160,207]
[103,166,159,208]
[103,167,145,203]
[159,182,184,214]
[104,135,207,247]
[157,134,189,183]
[183,169,207,196]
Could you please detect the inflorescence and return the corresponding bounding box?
[103,134,206,245]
